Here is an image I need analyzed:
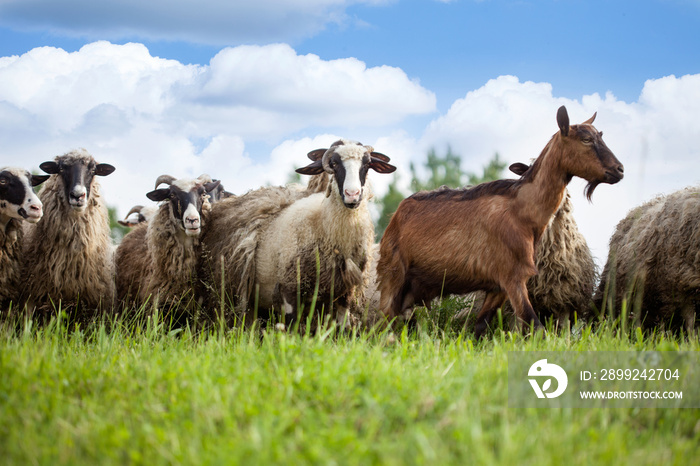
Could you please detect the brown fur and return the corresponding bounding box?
[114,223,148,306]
[22,151,115,313]
[376,107,623,337]
[594,186,700,332]
[115,180,214,321]
[0,218,24,307]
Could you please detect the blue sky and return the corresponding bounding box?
[0,0,698,261]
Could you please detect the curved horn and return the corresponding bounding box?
[154,174,176,189]
[124,205,144,219]
[197,173,213,183]
[321,148,334,174]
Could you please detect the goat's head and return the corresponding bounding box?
[296,139,396,209]
[555,106,624,200]
[146,174,221,237]
[39,149,115,212]
[0,168,48,223]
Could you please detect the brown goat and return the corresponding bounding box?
[377,106,624,337]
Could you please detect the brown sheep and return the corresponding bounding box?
[22,149,116,316]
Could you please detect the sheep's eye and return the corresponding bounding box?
[170,193,177,200]
[0,178,7,185]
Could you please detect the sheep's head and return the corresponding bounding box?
[39,149,115,213]
[146,174,220,237]
[0,168,48,223]
[197,174,234,203]
[296,139,396,209]
[118,204,158,227]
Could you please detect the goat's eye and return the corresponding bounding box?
[582,137,593,144]
[0,178,6,185]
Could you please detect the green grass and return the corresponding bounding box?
[1,302,698,465]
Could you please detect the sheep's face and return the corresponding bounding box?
[297,139,396,209]
[40,152,115,213]
[206,181,233,203]
[0,168,48,223]
[147,178,221,237]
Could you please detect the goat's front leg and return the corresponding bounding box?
[474,291,507,338]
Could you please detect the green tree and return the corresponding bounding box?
[109,206,130,243]
[376,173,407,240]
[465,152,507,186]
[410,146,463,192]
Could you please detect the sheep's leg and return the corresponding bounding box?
[474,291,507,338]
[505,282,545,335]
[681,303,696,337]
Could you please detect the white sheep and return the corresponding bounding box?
[202,139,396,327]
[0,168,47,307]
[594,185,700,332]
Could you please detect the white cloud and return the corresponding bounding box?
[0,0,389,45]
[0,41,434,221]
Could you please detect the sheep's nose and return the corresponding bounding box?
[185,216,200,226]
[344,189,361,202]
[70,190,86,201]
[30,204,42,212]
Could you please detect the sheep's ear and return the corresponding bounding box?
[557,106,569,137]
[369,151,391,163]
[31,174,50,187]
[146,188,170,202]
[509,163,530,176]
[221,191,234,199]
[296,160,325,175]
[582,112,597,125]
[307,149,327,161]
[39,161,60,174]
[369,156,396,173]
[95,163,116,176]
[204,180,221,193]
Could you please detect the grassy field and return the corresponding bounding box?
[1,302,698,465]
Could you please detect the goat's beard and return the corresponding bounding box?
[584,181,601,202]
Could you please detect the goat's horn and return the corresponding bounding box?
[155,175,176,188]
[124,205,144,219]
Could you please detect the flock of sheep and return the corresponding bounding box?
[0,106,697,335]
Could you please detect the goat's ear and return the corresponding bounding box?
[146,188,170,202]
[509,163,530,176]
[582,112,597,125]
[557,105,569,137]
[31,174,50,187]
[307,149,327,161]
[369,158,397,174]
[296,160,325,175]
[95,163,116,176]
[204,180,221,193]
[39,161,60,174]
